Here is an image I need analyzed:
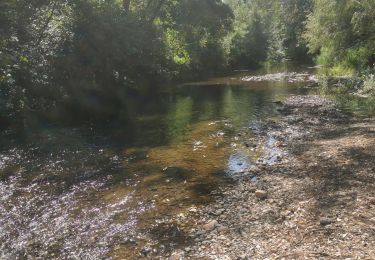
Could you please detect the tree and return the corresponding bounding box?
[267,0,312,62]
[224,0,312,68]
[304,0,375,74]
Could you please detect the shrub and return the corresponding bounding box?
[362,74,375,94]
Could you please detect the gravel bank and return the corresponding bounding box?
[169,95,375,259]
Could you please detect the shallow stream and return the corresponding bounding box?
[1,66,373,259]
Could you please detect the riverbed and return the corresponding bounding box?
[1,66,374,259]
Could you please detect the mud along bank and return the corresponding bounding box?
[162,95,375,260]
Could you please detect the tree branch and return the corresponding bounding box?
[123,0,130,12]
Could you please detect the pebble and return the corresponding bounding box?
[255,190,268,199]
[203,220,218,231]
[217,225,228,232]
[141,246,152,256]
[215,209,225,215]
[161,95,362,259]
[195,230,206,236]
[248,165,260,173]
[170,250,185,260]
[320,217,335,226]
[189,207,198,213]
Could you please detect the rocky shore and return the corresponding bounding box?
[166,95,375,259]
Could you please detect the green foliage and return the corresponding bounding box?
[362,74,375,95]
[224,0,312,68]
[0,0,73,126]
[228,14,268,68]
[164,29,190,66]
[0,0,234,125]
[223,0,271,68]
[268,0,312,62]
[159,0,233,74]
[304,0,375,74]
[3,0,375,127]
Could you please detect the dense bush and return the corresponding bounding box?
[304,0,375,75]
[0,0,233,126]
[224,0,312,68]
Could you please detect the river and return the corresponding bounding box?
[1,66,373,259]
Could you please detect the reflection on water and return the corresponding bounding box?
[0,69,314,259]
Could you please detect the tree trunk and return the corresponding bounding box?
[123,0,130,12]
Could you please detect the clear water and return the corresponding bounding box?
[0,67,326,259]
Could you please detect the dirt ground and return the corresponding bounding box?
[172,95,375,259]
